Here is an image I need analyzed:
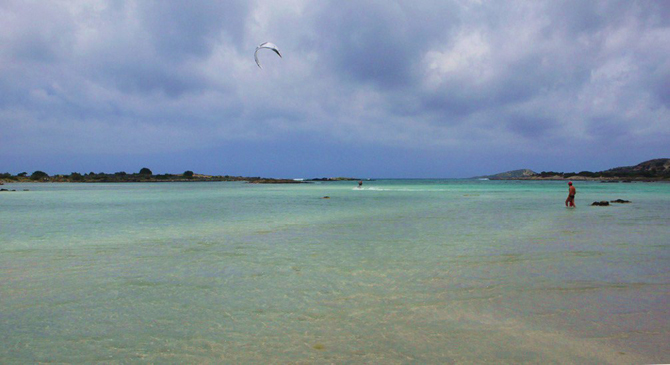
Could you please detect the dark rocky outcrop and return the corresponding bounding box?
[610,199,631,203]
[591,201,610,206]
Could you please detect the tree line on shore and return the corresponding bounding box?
[0,168,260,183]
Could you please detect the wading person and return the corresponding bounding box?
[565,181,576,207]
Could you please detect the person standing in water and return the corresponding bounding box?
[565,181,576,207]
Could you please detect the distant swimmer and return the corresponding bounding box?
[358,180,363,188]
[565,181,576,207]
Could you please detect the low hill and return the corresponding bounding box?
[476,169,537,179]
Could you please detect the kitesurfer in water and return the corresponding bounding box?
[358,180,363,188]
[565,181,576,207]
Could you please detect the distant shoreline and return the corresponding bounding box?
[4,177,669,185]
[0,172,364,185]
[3,158,670,185]
[1,176,306,184]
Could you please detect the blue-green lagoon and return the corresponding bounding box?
[1,180,669,363]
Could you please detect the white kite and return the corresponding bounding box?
[254,42,282,69]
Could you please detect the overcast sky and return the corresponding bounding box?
[1,0,668,178]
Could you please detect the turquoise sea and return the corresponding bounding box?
[1,180,669,363]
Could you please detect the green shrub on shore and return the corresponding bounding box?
[31,171,49,180]
[69,172,84,181]
[1,173,18,181]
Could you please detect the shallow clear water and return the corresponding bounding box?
[1,180,669,363]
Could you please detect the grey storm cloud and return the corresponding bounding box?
[0,0,668,176]
[309,1,460,88]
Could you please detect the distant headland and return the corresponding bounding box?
[478,158,670,181]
